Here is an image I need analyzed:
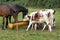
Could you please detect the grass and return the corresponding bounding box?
[0,8,60,40]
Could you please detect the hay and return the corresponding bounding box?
[8,21,28,29]
[8,23,13,29]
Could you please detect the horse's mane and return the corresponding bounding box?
[15,4,28,12]
[15,4,25,9]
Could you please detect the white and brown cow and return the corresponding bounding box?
[23,11,43,31]
[38,9,55,32]
[39,9,56,27]
[23,9,55,32]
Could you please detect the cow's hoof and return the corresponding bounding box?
[26,30,28,31]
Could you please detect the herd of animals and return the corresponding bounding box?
[0,4,56,32]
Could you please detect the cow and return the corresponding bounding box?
[23,11,44,31]
[23,9,55,32]
[38,9,56,32]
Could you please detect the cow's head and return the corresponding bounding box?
[23,15,31,21]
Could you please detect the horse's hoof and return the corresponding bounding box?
[5,26,8,29]
[2,28,5,30]
[6,27,8,29]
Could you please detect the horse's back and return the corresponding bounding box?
[0,5,10,16]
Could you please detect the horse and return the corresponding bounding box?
[0,5,14,30]
[0,4,28,30]
[7,4,28,23]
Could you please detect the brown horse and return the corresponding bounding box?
[0,4,28,30]
[7,4,28,23]
[0,5,13,30]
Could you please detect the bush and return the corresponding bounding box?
[0,0,60,8]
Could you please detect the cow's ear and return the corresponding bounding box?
[28,16,31,19]
[46,12,50,18]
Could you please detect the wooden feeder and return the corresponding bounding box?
[8,21,29,31]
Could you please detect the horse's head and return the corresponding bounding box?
[15,4,28,18]
[23,9,28,18]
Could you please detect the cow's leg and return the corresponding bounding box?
[53,18,56,27]
[5,17,8,29]
[35,24,37,30]
[50,19,54,28]
[48,25,52,32]
[42,24,46,31]
[2,17,5,30]
[31,24,34,30]
[26,22,32,31]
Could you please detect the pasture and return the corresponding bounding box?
[0,7,60,40]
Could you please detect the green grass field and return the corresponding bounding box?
[0,8,60,40]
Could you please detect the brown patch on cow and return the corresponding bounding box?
[32,16,34,20]
[27,16,31,19]
[47,12,50,18]
[34,12,41,21]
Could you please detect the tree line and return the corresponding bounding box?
[0,0,60,8]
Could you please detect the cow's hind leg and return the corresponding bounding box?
[48,25,52,32]
[42,24,46,31]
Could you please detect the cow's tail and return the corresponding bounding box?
[53,10,56,15]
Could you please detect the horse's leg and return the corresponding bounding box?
[5,16,8,29]
[9,16,11,23]
[13,15,18,30]
[2,17,5,30]
[13,15,18,23]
